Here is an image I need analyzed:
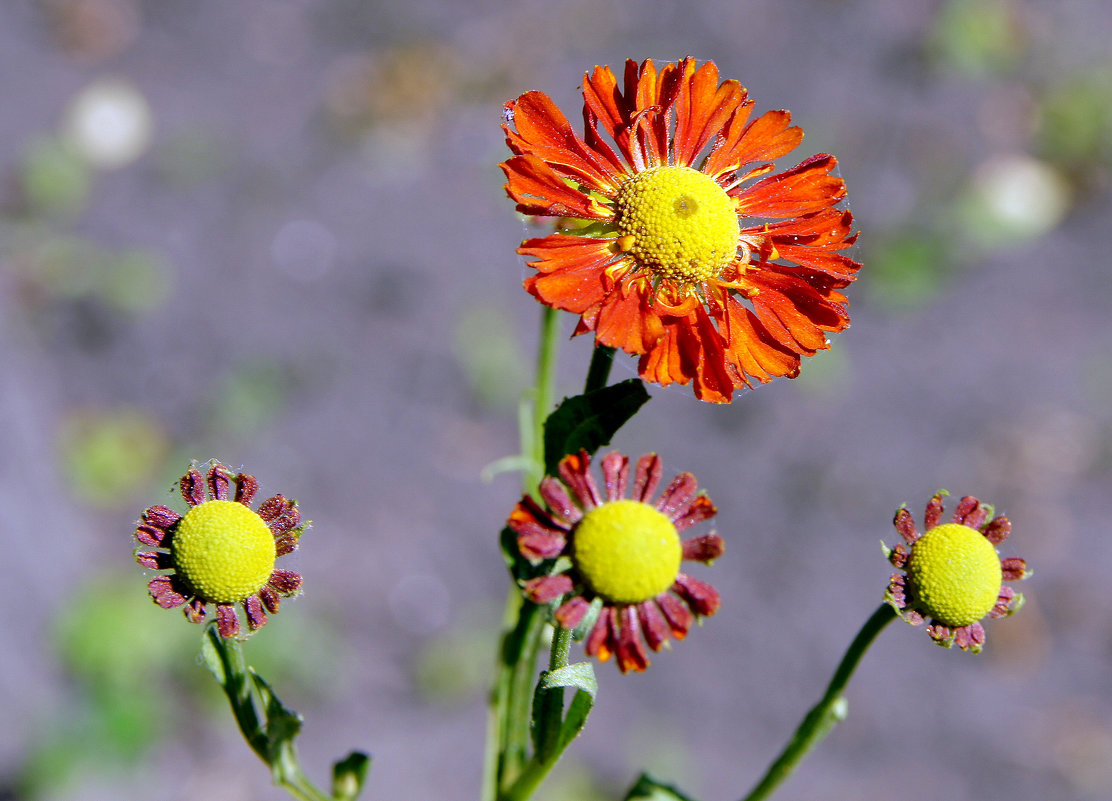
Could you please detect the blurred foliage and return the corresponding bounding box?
[865,231,957,311]
[1034,65,1112,186]
[5,232,171,317]
[19,137,92,218]
[413,602,498,705]
[57,407,171,508]
[928,0,1028,78]
[204,359,297,437]
[19,575,195,798]
[452,305,528,411]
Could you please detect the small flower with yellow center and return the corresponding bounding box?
[508,449,724,673]
[501,57,861,403]
[134,461,306,639]
[883,491,1030,653]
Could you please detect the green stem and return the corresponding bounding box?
[483,306,563,801]
[583,345,616,394]
[208,631,333,801]
[740,604,897,801]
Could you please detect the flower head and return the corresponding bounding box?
[508,450,724,673]
[134,461,306,639]
[884,492,1030,653]
[500,57,860,403]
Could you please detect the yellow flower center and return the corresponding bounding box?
[171,500,276,604]
[906,523,1002,627]
[572,499,682,604]
[615,166,739,283]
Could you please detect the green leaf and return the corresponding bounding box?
[332,750,371,801]
[543,379,650,476]
[199,625,227,685]
[251,669,304,750]
[533,661,597,755]
[623,773,701,801]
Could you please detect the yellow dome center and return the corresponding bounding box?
[572,499,682,604]
[615,166,739,283]
[171,500,276,604]
[906,523,1002,627]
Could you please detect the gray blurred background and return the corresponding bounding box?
[1,0,1109,799]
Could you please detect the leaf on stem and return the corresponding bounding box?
[542,379,650,476]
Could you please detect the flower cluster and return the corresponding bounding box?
[884,492,1029,653]
[508,450,724,673]
[135,462,305,638]
[501,57,860,403]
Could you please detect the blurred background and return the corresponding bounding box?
[1,0,1110,799]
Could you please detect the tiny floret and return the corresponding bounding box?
[884,492,1029,653]
[507,450,724,673]
[134,461,307,639]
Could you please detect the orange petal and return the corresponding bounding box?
[673,61,748,168]
[504,91,623,190]
[594,280,665,354]
[502,154,610,219]
[716,291,801,383]
[707,109,803,179]
[734,154,846,218]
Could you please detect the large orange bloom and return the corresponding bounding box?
[501,57,861,403]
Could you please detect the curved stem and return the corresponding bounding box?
[740,603,897,801]
[583,345,616,394]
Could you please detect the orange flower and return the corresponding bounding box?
[501,57,860,403]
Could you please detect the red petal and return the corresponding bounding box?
[259,585,281,614]
[258,495,300,535]
[954,496,987,529]
[148,575,187,609]
[655,472,698,519]
[142,505,180,530]
[682,533,725,563]
[925,492,946,529]
[599,451,629,502]
[558,450,602,509]
[632,453,663,503]
[594,280,666,355]
[538,476,583,525]
[244,595,268,630]
[207,463,232,501]
[555,596,590,629]
[672,573,721,617]
[181,468,205,506]
[894,507,919,545]
[585,607,617,662]
[522,574,574,604]
[615,606,649,673]
[716,293,800,386]
[656,593,693,639]
[983,515,1012,545]
[216,605,240,638]
[234,472,259,505]
[1000,557,1028,581]
[637,600,671,652]
[268,569,302,595]
[673,494,718,532]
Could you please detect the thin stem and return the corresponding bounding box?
[483,305,563,801]
[583,345,616,394]
[740,603,897,801]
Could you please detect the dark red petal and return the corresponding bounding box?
[990,585,1017,618]
[673,494,717,532]
[268,569,302,595]
[135,524,167,548]
[733,154,846,218]
[558,450,602,508]
[275,534,299,557]
[208,463,233,501]
[555,596,590,629]
[927,623,952,646]
[656,593,693,639]
[655,472,699,519]
[637,600,670,652]
[259,585,281,614]
[216,605,240,638]
[893,507,919,545]
[888,543,909,570]
[148,575,187,609]
[983,515,1012,545]
[522,574,574,604]
[615,606,649,673]
[886,573,908,608]
[599,451,629,503]
[185,599,207,623]
[954,496,987,529]
[672,574,721,617]
[585,607,617,662]
[244,595,268,631]
[632,453,663,503]
[1000,557,1028,581]
[235,472,259,505]
[538,477,583,525]
[682,533,725,563]
[142,505,180,530]
[925,492,946,529]
[135,550,173,570]
[181,468,205,507]
[258,495,301,535]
